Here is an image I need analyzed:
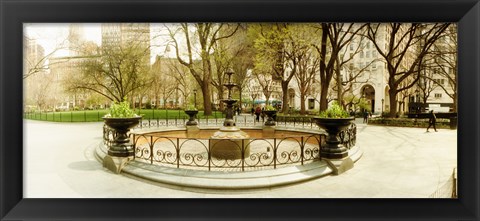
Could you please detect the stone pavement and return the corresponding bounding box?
[24,119,456,198]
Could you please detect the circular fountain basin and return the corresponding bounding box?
[98,126,362,189]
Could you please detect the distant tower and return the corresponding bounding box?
[67,24,86,56]
[101,23,150,60]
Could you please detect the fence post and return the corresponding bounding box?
[208,139,211,171]
[273,138,277,169]
[176,138,180,168]
[241,139,245,172]
[150,136,153,164]
[301,137,304,165]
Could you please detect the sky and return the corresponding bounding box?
[24,23,177,64]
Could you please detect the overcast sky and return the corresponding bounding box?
[24,23,178,64]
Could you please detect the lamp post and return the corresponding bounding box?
[193,89,197,109]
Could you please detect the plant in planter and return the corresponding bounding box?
[102,99,142,157]
[263,105,278,126]
[184,104,199,126]
[313,102,354,159]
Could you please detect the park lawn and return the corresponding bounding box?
[24,109,224,122]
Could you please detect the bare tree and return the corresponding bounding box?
[23,36,69,80]
[421,25,457,112]
[166,23,239,115]
[253,71,274,105]
[251,23,300,113]
[66,40,152,102]
[366,23,450,117]
[293,46,319,114]
[165,58,195,108]
[312,23,368,111]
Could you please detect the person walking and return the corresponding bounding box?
[255,106,261,122]
[363,110,369,123]
[251,107,255,116]
[427,110,437,132]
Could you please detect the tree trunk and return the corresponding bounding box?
[452,95,457,112]
[388,89,398,118]
[320,85,329,111]
[281,82,289,113]
[336,59,343,106]
[300,93,306,115]
[202,81,212,115]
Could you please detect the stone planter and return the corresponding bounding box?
[313,117,354,159]
[103,116,142,157]
[184,110,199,126]
[263,110,277,126]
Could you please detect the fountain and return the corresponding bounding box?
[209,69,250,159]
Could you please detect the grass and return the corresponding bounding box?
[24,109,225,122]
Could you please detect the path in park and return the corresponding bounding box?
[24,117,456,198]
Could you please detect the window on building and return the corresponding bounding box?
[308,99,315,109]
[366,51,370,58]
[435,93,442,98]
[372,62,377,69]
[434,79,445,85]
[360,52,364,58]
[350,44,354,50]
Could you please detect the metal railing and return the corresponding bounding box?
[135,115,319,129]
[102,123,358,172]
[131,132,325,171]
[429,168,457,198]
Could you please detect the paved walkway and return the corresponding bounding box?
[24,119,456,198]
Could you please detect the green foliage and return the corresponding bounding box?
[264,105,276,111]
[318,101,350,118]
[185,104,197,111]
[105,99,137,118]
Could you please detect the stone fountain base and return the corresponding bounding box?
[210,126,250,160]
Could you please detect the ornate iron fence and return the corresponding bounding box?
[135,115,320,129]
[340,124,357,150]
[102,123,358,172]
[131,132,325,171]
[429,168,457,198]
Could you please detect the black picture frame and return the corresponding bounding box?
[1,0,479,220]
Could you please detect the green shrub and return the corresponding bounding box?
[105,99,138,118]
[265,105,276,111]
[185,104,197,111]
[318,102,350,118]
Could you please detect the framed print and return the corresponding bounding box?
[1,0,479,220]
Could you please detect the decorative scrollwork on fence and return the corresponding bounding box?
[103,125,117,150]
[128,131,327,171]
[338,123,357,149]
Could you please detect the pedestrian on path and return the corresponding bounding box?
[255,106,261,122]
[363,110,369,123]
[427,110,437,132]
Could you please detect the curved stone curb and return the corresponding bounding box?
[95,142,363,189]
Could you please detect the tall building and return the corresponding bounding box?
[67,24,86,56]
[101,23,150,59]
[24,37,49,110]
[337,23,455,114]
